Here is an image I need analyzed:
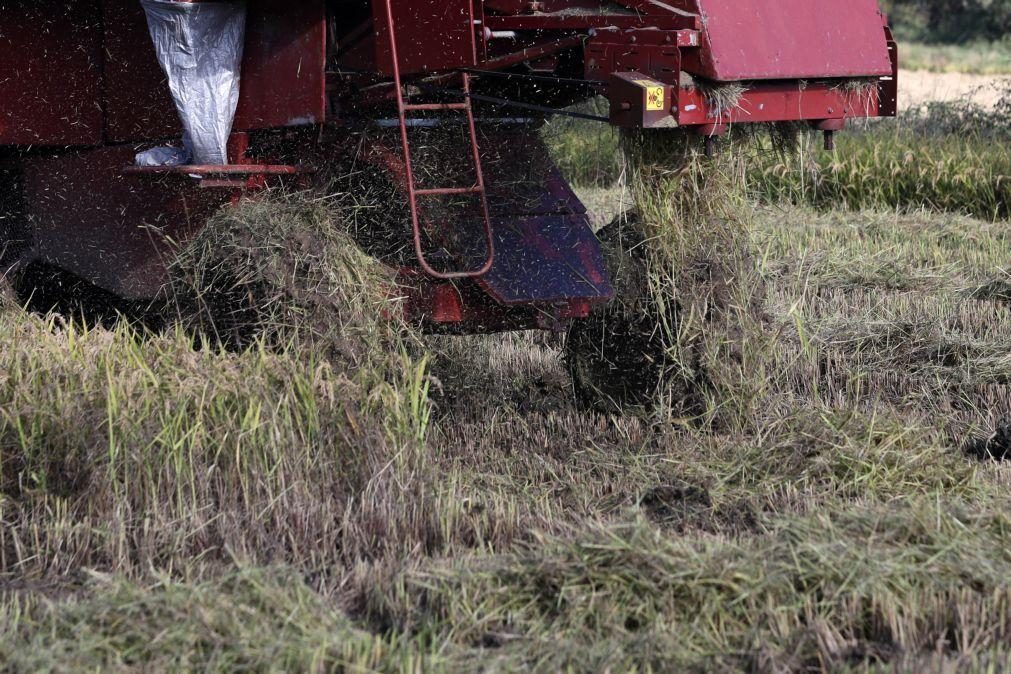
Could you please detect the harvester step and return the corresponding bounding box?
[415,186,483,196]
[403,102,470,111]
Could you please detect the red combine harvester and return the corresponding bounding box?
[0,0,897,332]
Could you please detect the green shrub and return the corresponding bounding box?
[883,0,1011,42]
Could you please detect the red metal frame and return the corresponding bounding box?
[608,71,895,130]
[684,0,892,81]
[1,0,897,148]
[1,0,327,147]
[123,164,309,191]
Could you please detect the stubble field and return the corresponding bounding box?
[2,76,1011,672]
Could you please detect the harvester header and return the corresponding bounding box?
[1,0,897,333]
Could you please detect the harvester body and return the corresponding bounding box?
[0,0,897,332]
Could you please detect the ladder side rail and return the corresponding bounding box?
[380,0,495,280]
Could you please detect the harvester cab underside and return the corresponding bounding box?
[0,0,897,333]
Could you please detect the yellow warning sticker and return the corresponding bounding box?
[645,87,665,111]
[634,80,666,111]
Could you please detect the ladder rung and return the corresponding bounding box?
[403,102,469,111]
[415,186,484,196]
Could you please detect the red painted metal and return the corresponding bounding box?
[685,0,893,81]
[608,73,678,129]
[481,36,586,72]
[20,146,230,299]
[429,283,464,323]
[401,273,591,333]
[123,163,309,191]
[879,28,900,118]
[373,0,482,76]
[676,81,885,127]
[122,165,306,177]
[101,0,326,143]
[586,29,686,85]
[233,0,328,130]
[484,12,697,31]
[101,0,179,143]
[0,1,104,146]
[607,72,892,129]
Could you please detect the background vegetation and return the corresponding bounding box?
[545,82,1011,220]
[884,0,1011,73]
[883,0,1011,43]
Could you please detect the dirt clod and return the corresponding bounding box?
[964,424,1011,461]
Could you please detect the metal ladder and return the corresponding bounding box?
[380,0,495,279]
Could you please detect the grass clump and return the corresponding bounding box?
[623,130,771,427]
[714,407,981,504]
[567,130,772,426]
[5,196,1011,669]
[164,194,409,363]
[0,567,440,672]
[0,191,440,585]
[0,312,435,579]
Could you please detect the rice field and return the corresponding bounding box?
[3,87,1011,671]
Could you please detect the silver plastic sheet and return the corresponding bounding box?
[140,0,246,165]
[135,145,191,167]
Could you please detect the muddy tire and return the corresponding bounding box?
[565,214,694,413]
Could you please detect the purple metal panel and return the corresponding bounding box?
[479,129,587,218]
[692,0,892,81]
[478,215,613,306]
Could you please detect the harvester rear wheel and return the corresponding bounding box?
[564,214,691,414]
